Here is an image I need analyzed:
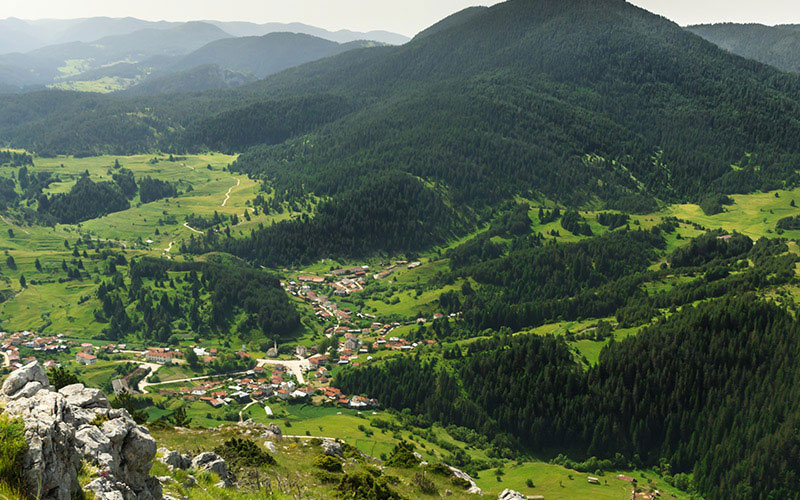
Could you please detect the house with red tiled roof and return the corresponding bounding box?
[76,352,97,365]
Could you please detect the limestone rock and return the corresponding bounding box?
[2,360,49,399]
[1,360,49,393]
[192,452,228,479]
[450,466,482,495]
[263,423,282,439]
[1,361,162,500]
[498,489,526,500]
[59,384,109,409]
[322,439,343,458]
[158,448,191,470]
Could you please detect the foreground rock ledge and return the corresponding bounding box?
[0,361,162,500]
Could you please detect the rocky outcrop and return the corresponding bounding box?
[0,361,162,500]
[191,451,231,486]
[322,439,343,458]
[158,447,191,471]
[263,423,282,439]
[498,489,526,500]
[1,360,51,400]
[450,466,482,495]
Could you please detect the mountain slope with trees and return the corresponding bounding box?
[688,23,800,72]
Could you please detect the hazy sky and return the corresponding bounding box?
[3,0,800,36]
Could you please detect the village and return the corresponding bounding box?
[0,300,441,419]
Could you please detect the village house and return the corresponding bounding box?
[298,275,326,284]
[343,337,360,352]
[76,352,97,365]
[145,348,173,364]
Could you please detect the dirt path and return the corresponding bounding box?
[164,241,174,253]
[1,351,9,367]
[239,399,258,422]
[183,222,203,234]
[0,214,30,234]
[221,178,240,207]
[131,362,166,392]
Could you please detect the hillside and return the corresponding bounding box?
[170,33,381,78]
[688,23,800,72]
[413,6,489,40]
[125,64,258,96]
[4,2,800,500]
[0,22,231,88]
[209,20,410,45]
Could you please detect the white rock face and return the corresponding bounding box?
[191,452,229,483]
[1,361,162,500]
[449,465,482,495]
[498,488,527,500]
[322,439,343,458]
[2,360,50,399]
[263,423,282,439]
[158,447,191,470]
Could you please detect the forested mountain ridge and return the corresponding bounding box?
[7,0,800,202]
[0,22,232,87]
[166,33,382,78]
[231,0,800,204]
[336,296,800,500]
[688,23,800,73]
[123,64,257,97]
[6,0,800,265]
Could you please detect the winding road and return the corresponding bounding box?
[221,178,240,207]
[183,222,203,234]
[239,399,258,422]
[1,350,9,367]
[132,362,167,393]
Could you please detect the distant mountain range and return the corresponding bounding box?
[688,23,800,73]
[0,16,408,94]
[0,17,409,54]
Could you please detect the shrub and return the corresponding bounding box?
[336,472,402,500]
[425,462,452,477]
[313,454,343,473]
[385,441,418,468]
[214,438,275,468]
[49,366,80,391]
[0,414,27,490]
[413,472,438,495]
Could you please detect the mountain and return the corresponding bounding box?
[0,17,404,90]
[4,0,800,207]
[170,33,381,78]
[51,16,176,44]
[208,21,409,45]
[29,22,231,67]
[413,6,489,40]
[0,17,179,54]
[0,22,231,87]
[222,0,800,212]
[687,23,800,72]
[0,16,408,57]
[0,18,42,54]
[125,64,257,96]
